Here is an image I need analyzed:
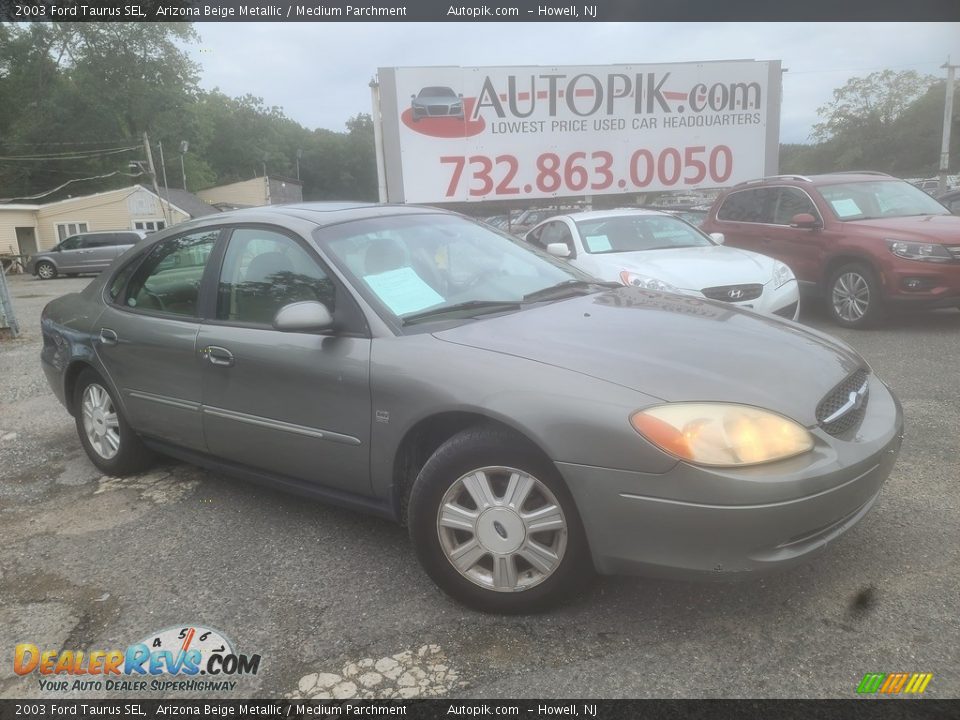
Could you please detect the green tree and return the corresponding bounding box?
[813,70,937,142]
[0,23,201,200]
[781,69,957,177]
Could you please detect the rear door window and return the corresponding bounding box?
[123,230,219,317]
[85,234,116,248]
[716,188,776,223]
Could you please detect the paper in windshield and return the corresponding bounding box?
[830,198,863,218]
[584,234,612,252]
[363,267,445,316]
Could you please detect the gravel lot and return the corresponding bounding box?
[1,273,958,699]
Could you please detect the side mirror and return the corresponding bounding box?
[273,301,334,333]
[790,213,820,229]
[708,232,725,245]
[458,93,463,98]
[546,243,572,258]
[410,94,416,100]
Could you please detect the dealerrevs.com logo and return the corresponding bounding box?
[856,673,933,695]
[14,625,261,693]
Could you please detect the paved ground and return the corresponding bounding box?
[1,273,958,700]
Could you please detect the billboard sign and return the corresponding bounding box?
[375,61,781,204]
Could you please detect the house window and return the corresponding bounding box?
[56,222,89,241]
[133,219,166,233]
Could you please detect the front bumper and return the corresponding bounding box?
[558,374,903,578]
[884,258,960,307]
[681,279,800,320]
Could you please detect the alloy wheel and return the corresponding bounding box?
[436,466,568,592]
[81,383,121,460]
[832,271,871,323]
[37,263,55,279]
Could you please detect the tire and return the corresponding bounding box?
[827,263,884,328]
[73,368,154,475]
[36,261,57,280]
[408,425,591,613]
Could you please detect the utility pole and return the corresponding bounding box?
[296,148,302,182]
[939,58,958,195]
[180,140,189,191]
[157,140,170,202]
[143,132,170,225]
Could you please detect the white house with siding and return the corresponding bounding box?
[0,185,202,258]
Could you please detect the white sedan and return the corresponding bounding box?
[524,209,800,320]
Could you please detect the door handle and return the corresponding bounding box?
[77,250,91,254]
[203,346,235,367]
[99,328,119,345]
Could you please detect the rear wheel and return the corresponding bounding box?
[408,425,591,613]
[36,261,57,280]
[74,369,154,475]
[827,263,884,328]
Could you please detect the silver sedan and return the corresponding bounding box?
[40,203,903,613]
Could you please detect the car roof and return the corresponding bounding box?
[188,201,454,228]
[548,208,671,223]
[730,172,901,190]
[74,229,144,236]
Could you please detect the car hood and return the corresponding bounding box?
[587,245,776,290]
[850,213,960,241]
[433,288,864,426]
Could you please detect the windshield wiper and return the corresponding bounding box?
[522,279,620,303]
[401,300,522,325]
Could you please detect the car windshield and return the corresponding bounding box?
[819,180,950,220]
[574,214,713,254]
[419,86,456,98]
[319,214,597,324]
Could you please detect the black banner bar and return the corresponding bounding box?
[1,0,959,22]
[1,700,959,720]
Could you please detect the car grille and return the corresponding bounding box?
[816,368,870,437]
[773,301,798,319]
[428,105,450,115]
[701,284,763,302]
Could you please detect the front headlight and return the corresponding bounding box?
[887,240,952,263]
[772,260,795,288]
[620,270,678,292]
[630,403,814,467]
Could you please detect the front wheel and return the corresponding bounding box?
[36,261,57,280]
[827,263,884,328]
[408,425,591,613]
[74,369,155,475]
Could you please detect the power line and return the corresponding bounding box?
[0,138,135,147]
[0,162,112,176]
[0,170,146,203]
[0,146,140,161]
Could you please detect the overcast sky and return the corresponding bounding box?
[186,22,960,144]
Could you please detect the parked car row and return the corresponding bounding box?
[514,172,960,329]
[40,202,904,613]
[700,172,960,328]
[522,209,800,321]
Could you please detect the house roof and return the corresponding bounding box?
[143,185,219,218]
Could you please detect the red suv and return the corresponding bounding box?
[702,172,960,327]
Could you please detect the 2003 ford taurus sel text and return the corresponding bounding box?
[40,203,904,613]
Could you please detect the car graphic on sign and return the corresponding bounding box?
[410,86,464,121]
